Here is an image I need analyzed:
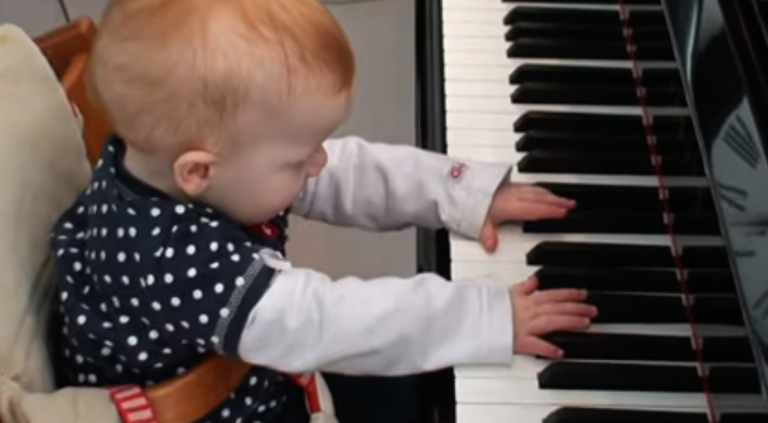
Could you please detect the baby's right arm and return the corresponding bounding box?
[235,255,595,376]
[237,263,512,376]
[143,219,593,377]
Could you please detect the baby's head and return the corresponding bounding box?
[90,0,355,223]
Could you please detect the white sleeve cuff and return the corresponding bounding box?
[461,274,514,365]
[445,162,512,240]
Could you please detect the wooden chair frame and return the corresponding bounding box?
[34,17,111,165]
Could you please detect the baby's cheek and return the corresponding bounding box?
[263,179,301,212]
[278,187,303,212]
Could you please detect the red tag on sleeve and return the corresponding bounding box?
[449,162,467,181]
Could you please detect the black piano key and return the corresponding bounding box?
[507,38,674,61]
[510,65,635,86]
[721,413,767,423]
[516,131,699,155]
[505,22,669,44]
[514,111,694,136]
[704,336,756,362]
[543,407,707,423]
[538,362,761,393]
[504,8,619,26]
[535,267,736,294]
[512,83,687,107]
[509,65,682,88]
[523,211,719,235]
[675,214,722,235]
[642,68,688,86]
[517,151,704,176]
[586,293,743,325]
[686,246,731,268]
[534,183,714,212]
[543,332,753,363]
[504,8,665,28]
[710,366,763,393]
[527,242,730,269]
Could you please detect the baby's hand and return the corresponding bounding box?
[481,183,576,253]
[511,276,596,359]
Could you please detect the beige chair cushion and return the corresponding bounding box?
[0,23,120,423]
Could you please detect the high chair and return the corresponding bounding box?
[0,17,333,423]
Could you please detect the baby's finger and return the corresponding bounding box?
[529,314,591,336]
[512,276,538,295]
[534,302,597,318]
[533,288,587,304]
[519,185,576,209]
[507,201,569,221]
[515,336,563,359]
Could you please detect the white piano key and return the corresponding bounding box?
[448,224,722,264]
[449,80,687,101]
[454,377,766,411]
[443,47,678,70]
[451,261,538,281]
[442,0,663,12]
[446,109,683,133]
[442,0,513,11]
[443,22,507,38]
[442,10,506,25]
[445,109,666,133]
[446,144,709,186]
[446,80,511,97]
[457,404,563,423]
[456,404,765,423]
[456,354,757,380]
[443,50,511,68]
[440,34,674,66]
[445,65,513,82]
[446,96,690,116]
[443,37,510,54]
[446,129,521,147]
[446,111,517,130]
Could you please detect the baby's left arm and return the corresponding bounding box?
[292,136,574,243]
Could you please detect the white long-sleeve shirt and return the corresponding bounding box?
[52,134,515,396]
[237,136,514,376]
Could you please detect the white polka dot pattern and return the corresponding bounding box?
[49,138,297,422]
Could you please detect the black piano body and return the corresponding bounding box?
[415,0,768,421]
[664,0,768,393]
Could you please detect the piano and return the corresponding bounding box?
[415,0,768,422]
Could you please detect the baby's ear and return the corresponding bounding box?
[173,150,217,197]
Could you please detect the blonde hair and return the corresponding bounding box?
[90,0,355,155]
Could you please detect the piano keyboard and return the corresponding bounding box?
[439,0,768,422]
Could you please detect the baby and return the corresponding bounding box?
[50,0,597,422]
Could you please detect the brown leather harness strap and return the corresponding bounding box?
[110,356,252,423]
[143,356,252,423]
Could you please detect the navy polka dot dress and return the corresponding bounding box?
[50,137,309,423]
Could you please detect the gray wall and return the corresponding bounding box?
[1,0,417,279]
[0,0,67,36]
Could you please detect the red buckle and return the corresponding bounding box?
[108,386,158,423]
[249,222,279,240]
[289,374,322,413]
